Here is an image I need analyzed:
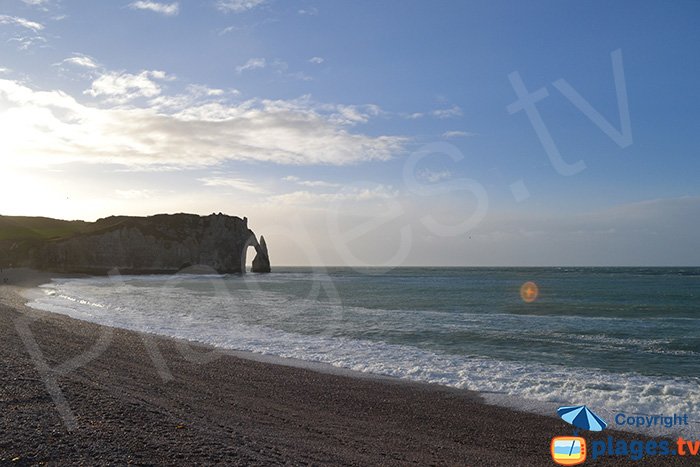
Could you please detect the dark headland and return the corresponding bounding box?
[0,213,271,274]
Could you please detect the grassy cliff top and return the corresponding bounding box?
[0,216,89,241]
[0,213,246,242]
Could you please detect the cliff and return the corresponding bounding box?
[0,213,270,274]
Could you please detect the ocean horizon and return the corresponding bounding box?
[24,266,700,437]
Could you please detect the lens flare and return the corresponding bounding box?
[520,281,539,303]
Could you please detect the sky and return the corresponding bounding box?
[0,0,699,266]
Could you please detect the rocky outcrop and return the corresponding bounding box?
[29,213,270,274]
[251,235,271,273]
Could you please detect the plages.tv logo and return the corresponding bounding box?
[551,405,607,465]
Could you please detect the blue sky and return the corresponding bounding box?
[1,0,699,266]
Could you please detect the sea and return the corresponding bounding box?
[25,267,700,436]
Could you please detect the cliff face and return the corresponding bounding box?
[28,213,270,274]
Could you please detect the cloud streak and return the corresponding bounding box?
[268,185,398,205]
[283,175,341,188]
[432,105,462,119]
[8,35,47,50]
[61,54,100,69]
[85,70,171,104]
[417,169,452,183]
[236,57,266,74]
[199,175,268,193]
[0,15,45,32]
[442,130,476,139]
[21,0,56,10]
[216,0,265,13]
[129,1,180,16]
[0,79,406,169]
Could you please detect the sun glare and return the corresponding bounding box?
[1,168,42,213]
[0,168,68,217]
[520,281,539,303]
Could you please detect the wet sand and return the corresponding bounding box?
[0,270,694,465]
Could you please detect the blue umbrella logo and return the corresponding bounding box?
[557,405,607,433]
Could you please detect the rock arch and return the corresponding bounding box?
[242,233,271,273]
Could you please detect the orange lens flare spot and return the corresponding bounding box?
[520,281,539,303]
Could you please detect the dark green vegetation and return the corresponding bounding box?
[0,215,172,242]
[0,216,88,242]
[0,216,133,267]
[0,216,84,267]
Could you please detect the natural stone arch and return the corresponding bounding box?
[241,234,271,273]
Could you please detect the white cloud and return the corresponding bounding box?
[21,0,53,8]
[216,0,265,13]
[186,84,228,97]
[268,185,398,205]
[298,7,318,15]
[441,130,476,139]
[199,176,268,194]
[1,5,56,52]
[432,105,462,119]
[309,56,324,64]
[236,57,266,74]
[283,175,340,188]
[8,35,47,50]
[402,107,463,120]
[86,70,172,104]
[61,54,100,69]
[22,0,61,12]
[0,79,405,169]
[129,1,180,16]
[218,25,237,35]
[0,15,45,32]
[147,84,239,112]
[417,169,452,183]
[327,103,381,125]
[235,58,311,81]
[0,68,10,74]
[218,17,278,35]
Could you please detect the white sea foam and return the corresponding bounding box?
[23,275,700,437]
